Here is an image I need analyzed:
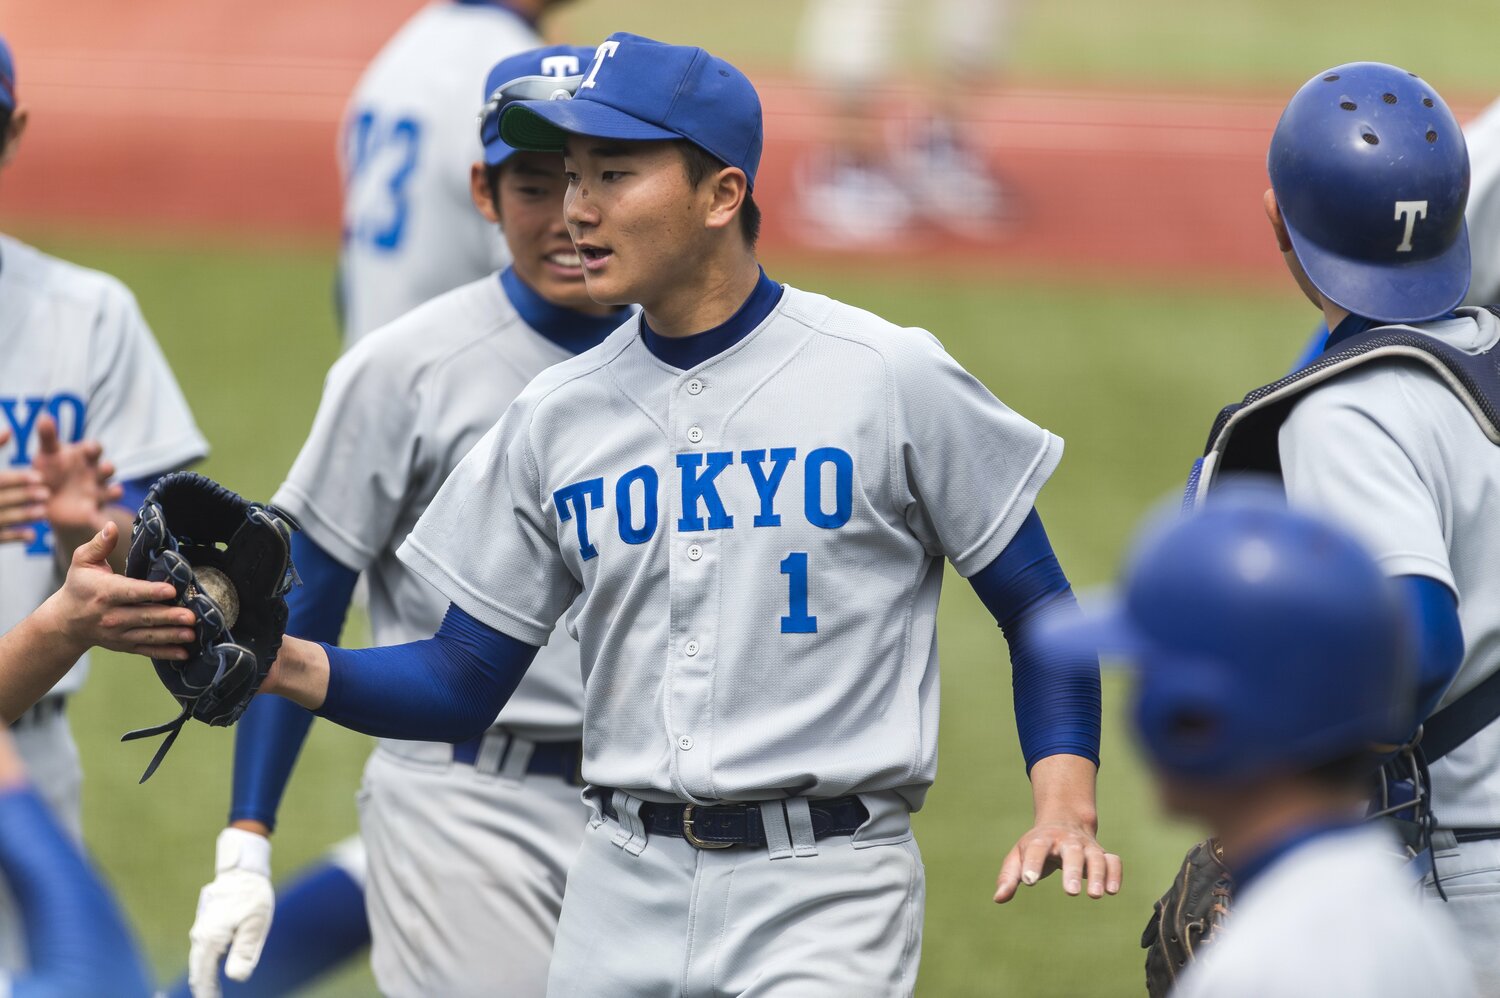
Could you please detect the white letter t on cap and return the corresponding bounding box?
[1395,200,1429,253]
[581,41,620,90]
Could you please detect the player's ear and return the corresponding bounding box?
[471,162,503,227]
[1263,188,1292,253]
[704,166,748,237]
[0,106,28,169]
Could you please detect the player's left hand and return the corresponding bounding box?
[993,818,1122,903]
[29,413,122,536]
[38,521,197,658]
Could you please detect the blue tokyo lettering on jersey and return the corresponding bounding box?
[1,393,86,557]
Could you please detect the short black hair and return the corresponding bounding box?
[484,161,504,212]
[0,107,11,158]
[677,141,760,247]
[1305,749,1383,791]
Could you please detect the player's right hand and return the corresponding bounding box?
[0,429,48,545]
[188,827,275,998]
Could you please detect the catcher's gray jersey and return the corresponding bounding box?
[274,273,596,741]
[1174,827,1475,997]
[400,284,1061,806]
[1279,308,1500,829]
[0,234,208,698]
[338,1,537,344]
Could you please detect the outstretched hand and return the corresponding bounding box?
[993,753,1122,904]
[44,521,196,659]
[0,428,48,546]
[30,414,122,537]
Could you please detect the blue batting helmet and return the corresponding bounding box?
[0,36,16,113]
[477,46,594,168]
[1269,62,1469,324]
[1056,490,1416,782]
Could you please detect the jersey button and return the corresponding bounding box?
[685,640,700,657]
[687,543,703,561]
[687,425,704,444]
[686,378,704,396]
[677,734,694,751]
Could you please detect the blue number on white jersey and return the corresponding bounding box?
[343,109,424,253]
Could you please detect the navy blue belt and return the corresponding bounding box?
[603,795,869,849]
[450,733,582,785]
[10,697,66,730]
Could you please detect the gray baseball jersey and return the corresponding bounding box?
[1174,827,1475,997]
[0,233,208,699]
[273,273,592,741]
[1279,307,1500,829]
[399,284,1061,807]
[338,1,537,344]
[1461,96,1500,305]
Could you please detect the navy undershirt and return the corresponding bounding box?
[640,268,784,370]
[500,267,631,354]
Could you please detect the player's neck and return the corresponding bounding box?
[1204,780,1363,875]
[642,254,762,338]
[1321,301,1350,334]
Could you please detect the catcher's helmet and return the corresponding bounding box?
[1056,489,1416,782]
[1269,62,1470,324]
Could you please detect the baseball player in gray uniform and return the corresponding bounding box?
[339,0,579,345]
[1188,62,1500,991]
[1058,492,1475,998]
[249,33,1118,995]
[0,28,208,976]
[188,47,628,998]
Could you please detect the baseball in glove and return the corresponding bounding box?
[1142,837,1233,997]
[120,472,299,782]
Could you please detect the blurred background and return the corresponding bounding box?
[4,1,1493,995]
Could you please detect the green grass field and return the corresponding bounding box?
[11,231,1319,997]
[554,0,1500,93]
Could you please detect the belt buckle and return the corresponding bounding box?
[682,804,734,850]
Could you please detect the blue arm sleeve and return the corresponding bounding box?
[968,509,1103,773]
[316,603,539,742]
[1398,575,1465,724]
[1290,321,1330,373]
[0,785,151,998]
[229,534,359,829]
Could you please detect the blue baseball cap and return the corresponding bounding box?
[478,45,595,168]
[0,36,16,113]
[499,32,764,189]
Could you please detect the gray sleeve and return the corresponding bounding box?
[890,329,1063,576]
[1464,96,1500,306]
[85,281,209,480]
[396,395,578,646]
[271,342,422,573]
[1279,381,1454,589]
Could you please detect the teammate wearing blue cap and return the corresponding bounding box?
[1062,494,1474,997]
[245,32,1118,994]
[0,29,210,977]
[1187,61,1500,989]
[181,46,621,998]
[338,0,582,346]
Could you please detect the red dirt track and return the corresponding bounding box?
[3,3,1481,284]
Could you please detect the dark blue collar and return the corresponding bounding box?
[499,268,630,356]
[1232,819,1359,892]
[641,269,783,370]
[1324,310,1461,353]
[451,0,537,27]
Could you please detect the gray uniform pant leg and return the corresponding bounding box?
[357,742,587,998]
[547,797,926,997]
[1426,837,1500,994]
[0,705,83,973]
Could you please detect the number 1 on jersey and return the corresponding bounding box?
[780,552,817,634]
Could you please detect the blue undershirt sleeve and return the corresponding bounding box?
[115,475,160,518]
[1398,574,1465,724]
[0,785,151,998]
[316,603,539,741]
[229,533,359,829]
[967,508,1102,773]
[1289,321,1330,373]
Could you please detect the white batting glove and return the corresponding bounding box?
[188,827,275,998]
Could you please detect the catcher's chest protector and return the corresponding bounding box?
[1186,309,1500,508]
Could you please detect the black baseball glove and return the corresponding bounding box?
[1143,837,1233,997]
[120,472,299,782]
